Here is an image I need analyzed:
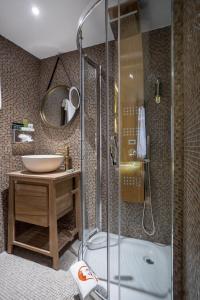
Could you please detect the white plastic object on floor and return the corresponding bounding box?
[70,260,98,300]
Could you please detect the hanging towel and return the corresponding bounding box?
[137,106,146,159]
[70,260,98,300]
[62,98,76,123]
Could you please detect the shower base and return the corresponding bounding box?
[84,232,171,300]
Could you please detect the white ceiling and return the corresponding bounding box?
[0,0,171,59]
[0,0,91,59]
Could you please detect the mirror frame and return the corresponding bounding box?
[40,85,79,128]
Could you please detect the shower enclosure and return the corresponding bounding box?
[77,0,172,299]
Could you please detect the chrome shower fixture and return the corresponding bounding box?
[155,78,162,104]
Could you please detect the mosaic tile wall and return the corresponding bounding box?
[173,0,200,298]
[0,35,40,252]
[37,52,81,169]
[183,0,200,299]
[173,0,184,298]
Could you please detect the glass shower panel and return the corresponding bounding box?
[82,58,98,242]
[107,1,121,299]
[118,2,147,298]
[117,0,172,300]
[79,0,172,299]
[81,53,109,300]
[79,1,109,299]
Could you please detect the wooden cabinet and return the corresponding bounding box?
[7,169,81,270]
[15,183,49,227]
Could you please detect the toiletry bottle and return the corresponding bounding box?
[65,147,72,170]
[23,118,29,127]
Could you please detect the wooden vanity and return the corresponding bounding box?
[7,169,81,270]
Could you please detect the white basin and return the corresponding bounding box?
[22,155,64,173]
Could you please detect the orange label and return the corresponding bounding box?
[78,265,98,282]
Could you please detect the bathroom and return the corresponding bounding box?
[0,0,199,299]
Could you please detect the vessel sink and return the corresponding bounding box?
[21,155,64,173]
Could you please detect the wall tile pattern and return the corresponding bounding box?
[0,35,40,252]
[173,0,184,298]
[183,0,200,299]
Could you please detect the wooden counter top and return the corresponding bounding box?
[8,169,81,181]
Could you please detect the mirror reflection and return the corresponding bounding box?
[41,85,80,128]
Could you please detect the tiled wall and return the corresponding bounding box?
[173,0,184,298]
[183,0,200,299]
[134,27,172,244]
[0,41,84,251]
[173,0,200,298]
[37,52,81,169]
[0,35,40,252]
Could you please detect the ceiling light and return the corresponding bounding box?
[32,6,40,16]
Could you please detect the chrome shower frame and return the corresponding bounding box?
[78,37,103,249]
[77,2,111,299]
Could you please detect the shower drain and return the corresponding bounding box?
[143,256,155,265]
[114,275,134,281]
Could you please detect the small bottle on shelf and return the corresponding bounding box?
[65,147,72,170]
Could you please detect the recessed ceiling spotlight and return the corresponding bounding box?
[129,73,134,79]
[32,6,40,16]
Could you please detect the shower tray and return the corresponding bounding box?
[84,232,172,300]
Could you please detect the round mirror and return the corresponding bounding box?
[40,85,80,128]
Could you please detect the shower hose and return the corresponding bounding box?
[142,158,156,236]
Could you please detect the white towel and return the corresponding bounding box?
[70,260,98,300]
[62,98,76,122]
[18,133,33,143]
[137,106,147,159]
[67,100,76,122]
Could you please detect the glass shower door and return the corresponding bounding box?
[78,0,173,299]
[106,0,173,299]
[78,1,110,298]
[81,56,98,243]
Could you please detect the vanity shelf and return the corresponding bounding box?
[15,222,78,254]
[7,169,81,269]
[12,128,35,144]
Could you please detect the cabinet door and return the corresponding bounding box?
[15,183,49,227]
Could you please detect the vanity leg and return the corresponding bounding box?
[49,183,59,270]
[75,176,81,240]
[8,178,15,254]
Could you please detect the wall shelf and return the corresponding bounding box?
[12,128,35,144]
